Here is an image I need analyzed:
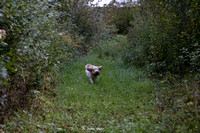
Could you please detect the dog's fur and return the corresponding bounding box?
[85,64,103,84]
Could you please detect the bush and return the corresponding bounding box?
[106,1,134,34]
[57,0,110,54]
[125,0,200,76]
[0,0,69,122]
[154,75,200,132]
[122,1,200,131]
[0,0,110,123]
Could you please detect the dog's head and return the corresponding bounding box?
[86,64,103,76]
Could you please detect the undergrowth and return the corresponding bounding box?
[0,36,159,132]
[1,36,199,132]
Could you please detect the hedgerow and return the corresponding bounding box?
[122,0,200,131]
[0,0,109,123]
[57,0,109,54]
[125,0,200,76]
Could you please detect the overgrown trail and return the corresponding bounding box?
[50,37,157,132]
[3,37,158,132]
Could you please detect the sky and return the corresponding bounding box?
[91,0,135,7]
[91,0,112,6]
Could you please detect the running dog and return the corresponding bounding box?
[85,64,103,84]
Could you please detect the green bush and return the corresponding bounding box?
[106,2,134,34]
[0,0,69,122]
[0,0,109,123]
[57,0,109,53]
[125,0,200,76]
[122,1,200,131]
[154,75,200,132]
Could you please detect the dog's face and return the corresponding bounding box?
[87,65,103,76]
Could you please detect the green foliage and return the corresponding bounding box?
[57,0,110,53]
[1,37,157,132]
[107,4,134,34]
[125,0,200,75]
[0,0,109,123]
[154,75,200,132]
[0,0,72,122]
[0,29,8,86]
[98,35,128,60]
[121,1,200,131]
[1,36,199,132]
[1,0,199,132]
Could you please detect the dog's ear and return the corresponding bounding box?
[87,67,93,72]
[86,64,93,72]
[98,66,103,70]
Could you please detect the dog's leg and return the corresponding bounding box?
[92,77,97,84]
[90,78,94,84]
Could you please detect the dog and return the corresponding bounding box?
[85,64,103,84]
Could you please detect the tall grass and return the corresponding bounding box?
[1,36,158,132]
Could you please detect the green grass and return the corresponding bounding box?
[1,36,159,132]
[53,54,156,132]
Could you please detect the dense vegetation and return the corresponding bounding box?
[123,0,200,131]
[1,36,158,132]
[125,0,200,76]
[0,0,199,132]
[0,0,108,122]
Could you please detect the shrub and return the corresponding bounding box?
[122,1,200,131]
[0,0,110,123]
[57,0,109,54]
[106,1,134,34]
[125,0,200,76]
[0,0,69,122]
[154,75,200,132]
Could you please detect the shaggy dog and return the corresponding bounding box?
[85,64,103,84]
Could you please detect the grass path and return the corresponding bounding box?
[3,37,159,132]
[48,37,157,132]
